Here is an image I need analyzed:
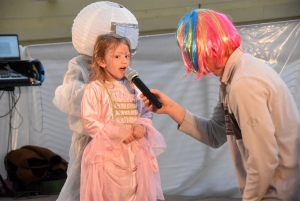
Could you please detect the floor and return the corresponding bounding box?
[0,176,242,201]
[0,194,242,201]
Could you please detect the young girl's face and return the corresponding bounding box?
[98,42,130,82]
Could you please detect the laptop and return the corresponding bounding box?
[0,34,43,87]
[0,34,21,62]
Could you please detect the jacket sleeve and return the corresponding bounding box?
[178,102,227,148]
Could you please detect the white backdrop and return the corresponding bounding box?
[0,19,299,198]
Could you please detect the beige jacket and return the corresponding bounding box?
[179,48,300,201]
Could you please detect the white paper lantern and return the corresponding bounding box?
[72,1,139,56]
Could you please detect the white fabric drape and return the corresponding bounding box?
[0,19,299,198]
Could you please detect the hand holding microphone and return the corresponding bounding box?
[125,68,185,124]
[125,67,162,109]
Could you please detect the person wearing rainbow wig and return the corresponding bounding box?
[141,9,300,200]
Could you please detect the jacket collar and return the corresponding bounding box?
[220,47,244,84]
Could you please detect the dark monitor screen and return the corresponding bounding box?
[0,34,21,61]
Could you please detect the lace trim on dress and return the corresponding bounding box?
[99,80,140,126]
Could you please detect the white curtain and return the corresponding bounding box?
[0,19,299,198]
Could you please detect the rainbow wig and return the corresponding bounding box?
[176,9,241,79]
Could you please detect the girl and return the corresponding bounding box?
[80,33,166,201]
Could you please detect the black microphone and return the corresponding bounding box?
[125,67,162,109]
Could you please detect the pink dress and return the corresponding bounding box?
[80,79,166,201]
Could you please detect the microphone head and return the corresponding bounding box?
[125,67,138,81]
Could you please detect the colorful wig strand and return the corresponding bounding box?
[176,9,241,79]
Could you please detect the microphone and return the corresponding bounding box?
[125,67,162,109]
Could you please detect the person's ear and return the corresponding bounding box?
[97,59,106,68]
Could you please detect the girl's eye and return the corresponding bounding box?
[115,55,120,58]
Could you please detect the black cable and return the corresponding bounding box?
[1,87,23,181]
[0,87,21,118]
[1,87,47,199]
[7,90,13,156]
[0,90,4,99]
[9,88,23,129]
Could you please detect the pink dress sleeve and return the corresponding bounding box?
[81,82,104,138]
[135,88,166,156]
[133,118,167,156]
[130,118,166,200]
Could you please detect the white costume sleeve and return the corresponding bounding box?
[53,56,90,116]
[52,55,91,134]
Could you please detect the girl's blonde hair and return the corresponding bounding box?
[89,33,131,83]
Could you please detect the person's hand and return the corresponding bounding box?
[140,89,186,125]
[140,89,174,114]
[140,89,166,114]
[123,134,135,144]
[132,124,146,139]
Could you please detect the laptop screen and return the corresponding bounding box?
[0,34,21,61]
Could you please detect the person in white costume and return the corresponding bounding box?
[52,2,139,200]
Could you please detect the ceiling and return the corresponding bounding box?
[0,0,299,46]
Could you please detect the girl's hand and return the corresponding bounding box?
[132,124,146,139]
[123,134,135,144]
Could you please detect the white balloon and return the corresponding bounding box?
[72,1,139,56]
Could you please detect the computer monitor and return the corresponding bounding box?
[0,34,21,61]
